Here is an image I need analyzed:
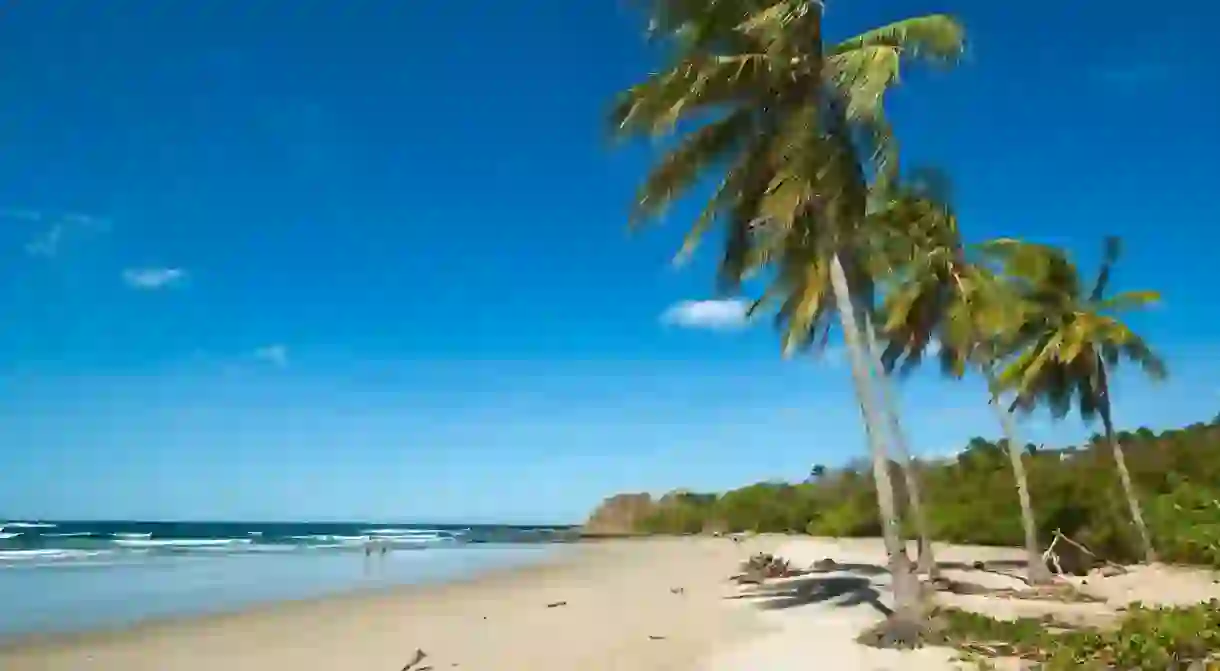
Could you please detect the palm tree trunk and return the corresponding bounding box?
[1100,402,1157,564]
[984,373,1054,584]
[828,252,923,628]
[863,315,937,577]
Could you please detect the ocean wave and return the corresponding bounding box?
[112,538,254,548]
[289,534,369,543]
[113,532,152,540]
[0,521,57,529]
[44,532,95,538]
[243,544,301,553]
[306,542,348,550]
[379,535,454,544]
[363,528,458,536]
[0,549,108,562]
[0,532,20,540]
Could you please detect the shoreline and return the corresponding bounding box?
[0,543,581,650]
[9,535,1218,670]
[0,536,781,670]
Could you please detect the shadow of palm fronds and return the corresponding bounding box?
[728,574,893,616]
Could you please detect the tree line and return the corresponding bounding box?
[624,415,1220,569]
[609,0,1189,643]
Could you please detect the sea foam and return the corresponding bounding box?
[112,538,254,548]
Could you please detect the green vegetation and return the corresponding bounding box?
[932,601,1220,669]
[628,417,1220,569]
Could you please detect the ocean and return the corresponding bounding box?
[0,519,576,640]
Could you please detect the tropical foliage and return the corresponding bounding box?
[934,599,1220,670]
[614,416,1220,569]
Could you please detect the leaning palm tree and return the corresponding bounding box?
[871,174,1055,584]
[750,225,940,578]
[991,236,1166,564]
[610,0,964,640]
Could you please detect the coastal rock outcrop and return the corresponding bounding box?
[582,493,655,535]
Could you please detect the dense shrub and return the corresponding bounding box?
[607,415,1220,566]
[1148,479,1220,569]
[935,600,1220,669]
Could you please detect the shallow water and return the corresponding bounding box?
[0,536,559,639]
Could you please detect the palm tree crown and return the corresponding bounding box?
[991,237,1166,419]
[610,3,964,288]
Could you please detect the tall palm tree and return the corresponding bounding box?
[991,236,1166,564]
[864,316,939,576]
[749,234,940,577]
[872,173,1055,584]
[611,1,964,639]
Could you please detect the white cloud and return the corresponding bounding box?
[253,345,289,368]
[122,267,187,290]
[24,224,65,257]
[9,210,111,258]
[660,299,750,330]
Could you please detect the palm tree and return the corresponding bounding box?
[991,236,1166,564]
[610,0,964,639]
[863,319,939,576]
[749,220,940,577]
[872,173,1055,584]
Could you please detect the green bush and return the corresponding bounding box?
[615,414,1220,568]
[935,601,1220,669]
[1148,479,1220,568]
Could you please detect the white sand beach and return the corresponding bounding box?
[4,536,1218,671]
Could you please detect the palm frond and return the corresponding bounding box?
[1088,235,1122,301]
[1096,289,1160,313]
[828,15,965,63]
[826,45,900,123]
[631,109,756,223]
[1120,339,1168,379]
[609,53,774,137]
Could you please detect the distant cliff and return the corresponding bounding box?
[581,493,655,535]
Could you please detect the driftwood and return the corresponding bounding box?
[1042,529,1129,578]
[402,648,431,671]
[733,553,803,584]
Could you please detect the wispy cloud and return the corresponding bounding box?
[4,209,111,258]
[122,267,187,290]
[660,299,750,330]
[24,224,66,257]
[253,345,289,368]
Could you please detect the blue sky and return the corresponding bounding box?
[1,1,1217,524]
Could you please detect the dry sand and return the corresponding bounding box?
[707,537,1220,671]
[5,536,1219,671]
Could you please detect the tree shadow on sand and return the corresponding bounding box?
[807,561,891,577]
[728,574,893,616]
